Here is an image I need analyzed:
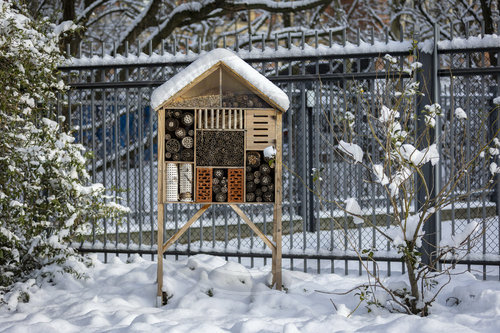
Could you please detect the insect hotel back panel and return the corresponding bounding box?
[160,66,278,204]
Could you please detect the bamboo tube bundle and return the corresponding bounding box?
[196,130,244,166]
[165,163,179,202]
[222,92,267,108]
[247,151,261,168]
[246,181,256,193]
[166,118,179,132]
[245,150,275,202]
[181,136,193,149]
[263,192,274,202]
[179,163,193,202]
[261,174,272,185]
[180,148,194,161]
[214,169,224,178]
[175,127,186,139]
[246,192,256,202]
[259,163,271,175]
[212,168,228,202]
[181,112,194,126]
[215,192,227,202]
[166,139,181,153]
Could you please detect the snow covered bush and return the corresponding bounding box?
[315,49,500,316]
[0,1,127,305]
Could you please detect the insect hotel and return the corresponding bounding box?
[151,48,289,304]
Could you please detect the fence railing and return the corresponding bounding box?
[59,27,500,279]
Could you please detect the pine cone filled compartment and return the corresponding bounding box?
[245,151,275,203]
[165,110,195,162]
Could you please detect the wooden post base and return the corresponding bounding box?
[156,203,283,303]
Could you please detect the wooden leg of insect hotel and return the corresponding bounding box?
[272,112,283,290]
[157,203,164,307]
[157,108,165,307]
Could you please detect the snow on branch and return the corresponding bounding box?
[117,0,335,53]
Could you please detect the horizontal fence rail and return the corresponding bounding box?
[59,28,500,279]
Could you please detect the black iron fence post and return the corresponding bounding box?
[416,25,439,268]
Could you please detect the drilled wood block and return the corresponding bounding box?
[228,169,244,202]
[196,168,212,202]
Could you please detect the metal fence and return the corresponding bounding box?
[59,26,500,279]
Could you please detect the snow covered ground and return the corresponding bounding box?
[1,254,499,332]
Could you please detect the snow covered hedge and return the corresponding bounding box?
[0,1,128,305]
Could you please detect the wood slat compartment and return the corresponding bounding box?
[245,110,277,150]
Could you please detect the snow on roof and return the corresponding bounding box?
[151,48,289,111]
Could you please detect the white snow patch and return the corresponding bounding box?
[372,164,389,185]
[345,198,363,225]
[455,107,467,120]
[1,254,499,332]
[338,140,363,163]
[378,105,400,123]
[263,145,276,158]
[441,222,478,248]
[151,48,289,111]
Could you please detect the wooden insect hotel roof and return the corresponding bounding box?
[151,48,290,112]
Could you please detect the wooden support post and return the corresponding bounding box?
[230,204,276,251]
[162,204,211,253]
[272,111,283,290]
[157,108,165,306]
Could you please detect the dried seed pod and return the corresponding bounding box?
[188,130,194,137]
[165,152,172,159]
[247,152,261,168]
[216,192,227,202]
[173,110,182,118]
[221,185,228,193]
[255,188,263,197]
[214,169,224,178]
[261,186,268,193]
[253,171,261,179]
[181,112,194,126]
[220,178,228,186]
[166,118,179,132]
[253,177,260,185]
[246,192,256,202]
[166,110,174,118]
[246,172,254,181]
[256,196,263,202]
[181,136,193,149]
[213,185,221,194]
[166,138,181,153]
[246,166,252,172]
[246,181,256,192]
[261,175,272,185]
[171,153,180,161]
[165,133,171,140]
[267,183,274,192]
[181,149,194,161]
[263,192,274,202]
[212,177,220,185]
[259,163,271,174]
